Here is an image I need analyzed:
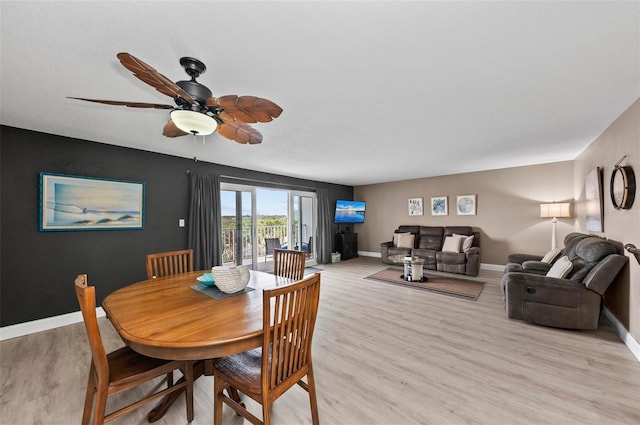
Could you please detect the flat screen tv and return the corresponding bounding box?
[334,200,366,223]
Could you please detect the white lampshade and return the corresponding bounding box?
[540,202,571,250]
[539,202,571,218]
[170,110,218,136]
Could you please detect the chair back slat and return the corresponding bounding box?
[263,273,320,393]
[273,248,306,280]
[146,249,193,279]
[74,274,110,384]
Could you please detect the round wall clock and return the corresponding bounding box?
[610,165,635,210]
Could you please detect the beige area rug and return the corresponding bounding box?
[365,268,484,301]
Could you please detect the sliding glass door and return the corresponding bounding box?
[220,187,255,267]
[220,183,316,270]
[290,192,316,263]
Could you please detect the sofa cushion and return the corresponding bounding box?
[442,236,462,253]
[453,233,474,252]
[436,251,466,265]
[418,235,442,250]
[417,227,444,250]
[546,256,573,279]
[444,226,473,237]
[541,248,562,264]
[393,232,411,247]
[412,248,438,269]
[564,234,591,259]
[567,237,618,281]
[576,238,617,262]
[397,226,420,239]
[387,246,412,257]
[396,233,415,248]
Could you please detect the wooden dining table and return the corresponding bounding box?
[102,269,294,421]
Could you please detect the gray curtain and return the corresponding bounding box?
[316,189,333,264]
[188,171,222,270]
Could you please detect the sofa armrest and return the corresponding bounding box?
[465,246,479,255]
[380,241,393,263]
[503,271,586,291]
[583,254,627,295]
[465,247,480,276]
[507,253,544,264]
[520,260,552,275]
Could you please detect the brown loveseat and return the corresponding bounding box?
[502,233,627,330]
[380,225,480,276]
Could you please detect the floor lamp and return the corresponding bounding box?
[540,202,571,250]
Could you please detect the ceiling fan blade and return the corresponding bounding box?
[162,119,189,138]
[217,112,263,144]
[67,97,174,109]
[207,95,283,124]
[116,52,195,104]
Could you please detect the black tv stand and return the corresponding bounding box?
[335,232,358,260]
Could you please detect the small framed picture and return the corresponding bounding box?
[456,195,476,215]
[408,198,423,216]
[431,196,448,216]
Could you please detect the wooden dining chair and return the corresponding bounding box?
[211,273,321,425]
[273,248,306,280]
[264,237,280,263]
[146,248,193,279]
[75,274,194,425]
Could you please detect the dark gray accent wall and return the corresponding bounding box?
[0,126,352,326]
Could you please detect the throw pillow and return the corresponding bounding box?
[393,232,411,247]
[441,235,462,253]
[546,255,573,279]
[453,233,474,252]
[541,248,562,264]
[396,233,415,249]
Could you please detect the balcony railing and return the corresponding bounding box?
[221,225,291,264]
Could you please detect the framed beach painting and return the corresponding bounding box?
[431,196,448,216]
[39,173,145,231]
[456,194,476,215]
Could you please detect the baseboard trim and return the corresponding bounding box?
[480,263,505,272]
[0,308,105,341]
[603,308,640,362]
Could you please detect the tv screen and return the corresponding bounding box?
[335,200,366,223]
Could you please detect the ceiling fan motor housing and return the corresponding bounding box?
[176,80,212,106]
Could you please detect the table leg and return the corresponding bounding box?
[147,361,203,423]
[147,360,244,422]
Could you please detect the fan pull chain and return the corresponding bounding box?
[192,133,198,162]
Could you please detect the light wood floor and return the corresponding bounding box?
[2,257,639,425]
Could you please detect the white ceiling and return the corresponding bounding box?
[1,1,639,186]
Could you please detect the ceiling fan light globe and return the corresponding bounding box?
[170,110,217,136]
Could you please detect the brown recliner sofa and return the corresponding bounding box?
[380,225,480,276]
[502,234,627,330]
[504,232,590,275]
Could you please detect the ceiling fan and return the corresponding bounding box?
[69,52,283,144]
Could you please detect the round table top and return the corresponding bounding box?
[388,255,425,264]
[102,270,293,360]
